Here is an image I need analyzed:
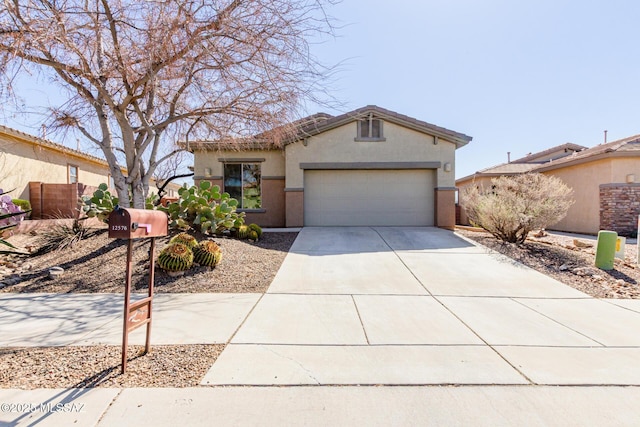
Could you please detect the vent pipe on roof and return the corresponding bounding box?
[604,130,608,144]
[507,152,511,163]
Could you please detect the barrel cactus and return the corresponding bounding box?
[248,223,263,239]
[169,232,198,249]
[193,240,222,268]
[157,243,194,272]
[248,229,259,241]
[237,224,249,239]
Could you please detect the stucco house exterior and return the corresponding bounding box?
[185,105,472,229]
[0,125,180,218]
[456,135,640,236]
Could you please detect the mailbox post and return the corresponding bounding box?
[108,207,168,373]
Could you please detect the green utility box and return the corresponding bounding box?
[595,230,617,270]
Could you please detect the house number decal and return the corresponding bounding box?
[111,225,128,231]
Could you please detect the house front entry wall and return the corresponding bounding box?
[194,149,286,227]
[286,121,456,227]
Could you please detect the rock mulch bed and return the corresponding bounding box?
[457,228,639,299]
[0,229,297,293]
[0,345,224,389]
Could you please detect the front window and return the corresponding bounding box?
[224,163,261,209]
[68,165,78,183]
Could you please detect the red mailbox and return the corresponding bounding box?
[108,207,168,373]
[108,208,168,239]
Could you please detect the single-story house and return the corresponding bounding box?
[456,135,640,236]
[0,125,181,218]
[184,105,472,228]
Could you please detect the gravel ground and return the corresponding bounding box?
[0,345,224,389]
[0,228,295,389]
[0,229,297,293]
[457,228,639,299]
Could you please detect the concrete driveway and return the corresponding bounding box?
[203,226,640,386]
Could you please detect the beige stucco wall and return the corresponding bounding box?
[543,157,639,234]
[609,157,640,183]
[0,133,112,200]
[284,121,457,189]
[193,149,285,179]
[541,160,610,234]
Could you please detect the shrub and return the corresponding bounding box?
[462,173,574,244]
[160,181,245,235]
[0,188,29,254]
[12,199,31,218]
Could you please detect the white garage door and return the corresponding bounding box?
[304,169,435,226]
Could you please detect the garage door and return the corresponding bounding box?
[304,169,435,226]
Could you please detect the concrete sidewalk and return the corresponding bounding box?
[2,226,640,425]
[0,293,261,346]
[2,386,640,426]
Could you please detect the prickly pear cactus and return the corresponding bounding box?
[169,232,198,249]
[157,243,194,272]
[193,240,222,268]
[81,183,118,223]
[237,224,249,239]
[248,223,263,238]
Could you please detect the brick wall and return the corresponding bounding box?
[599,183,640,237]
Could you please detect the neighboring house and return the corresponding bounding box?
[184,105,472,228]
[456,136,640,236]
[0,125,181,218]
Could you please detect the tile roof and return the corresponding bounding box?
[184,105,473,150]
[457,134,640,183]
[296,105,472,148]
[477,162,539,174]
[511,143,587,163]
[0,124,109,165]
[533,134,640,171]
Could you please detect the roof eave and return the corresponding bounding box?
[533,150,640,172]
[288,106,472,148]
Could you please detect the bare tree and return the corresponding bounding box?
[0,0,336,207]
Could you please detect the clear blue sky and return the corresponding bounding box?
[309,0,640,178]
[3,0,640,180]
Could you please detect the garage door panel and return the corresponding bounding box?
[304,170,434,226]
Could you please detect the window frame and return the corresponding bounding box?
[68,164,79,184]
[355,114,386,142]
[223,162,263,211]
